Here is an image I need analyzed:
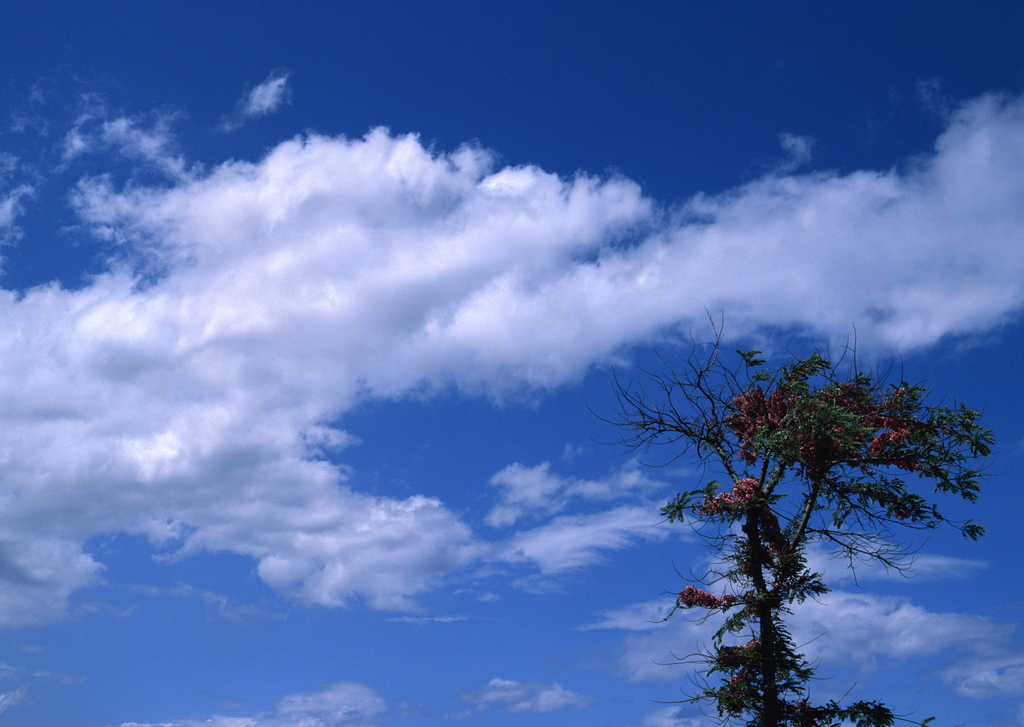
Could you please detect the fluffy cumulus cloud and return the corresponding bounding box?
[455,678,593,715]
[111,681,386,727]
[0,539,102,625]
[1,91,1024,623]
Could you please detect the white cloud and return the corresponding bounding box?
[97,116,190,179]
[207,490,479,612]
[792,592,1024,700]
[0,539,102,626]
[601,590,1022,698]
[386,614,467,624]
[110,681,386,727]
[130,583,284,623]
[633,705,707,727]
[579,598,677,631]
[272,682,385,726]
[0,685,28,716]
[789,591,1010,666]
[775,133,814,173]
[487,462,565,526]
[498,505,669,574]
[0,152,33,242]
[0,184,32,241]
[942,655,1024,699]
[486,461,664,526]
[58,95,190,180]
[0,91,1022,622]
[458,678,593,714]
[801,543,988,584]
[221,71,291,131]
[613,611,720,684]
[243,71,290,117]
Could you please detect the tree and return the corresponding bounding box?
[612,342,993,727]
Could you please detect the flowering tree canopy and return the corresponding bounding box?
[613,344,993,727]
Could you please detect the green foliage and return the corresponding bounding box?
[613,343,993,727]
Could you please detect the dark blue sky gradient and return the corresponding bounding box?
[5,2,1024,199]
[3,2,1023,295]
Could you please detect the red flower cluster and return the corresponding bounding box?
[727,388,794,465]
[678,585,738,610]
[700,478,759,515]
[727,379,930,476]
[716,639,761,668]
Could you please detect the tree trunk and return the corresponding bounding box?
[745,510,780,727]
[758,602,780,726]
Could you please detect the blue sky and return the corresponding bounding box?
[1,2,1024,726]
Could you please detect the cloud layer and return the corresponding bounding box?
[591,590,1023,701]
[0,92,1023,622]
[112,681,387,727]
